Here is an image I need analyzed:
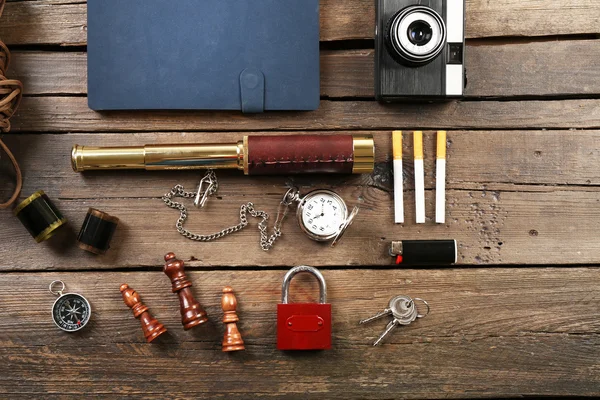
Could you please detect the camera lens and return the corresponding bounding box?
[387,6,446,66]
[407,21,433,46]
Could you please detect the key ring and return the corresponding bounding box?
[413,298,430,318]
[49,280,65,296]
[360,294,430,346]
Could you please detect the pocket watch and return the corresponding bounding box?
[296,189,359,246]
[49,280,91,332]
[163,170,360,250]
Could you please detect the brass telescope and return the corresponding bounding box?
[72,134,375,175]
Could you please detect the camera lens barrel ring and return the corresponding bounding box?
[387,5,447,66]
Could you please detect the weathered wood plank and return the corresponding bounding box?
[467,0,600,39]
[1,130,599,269]
[9,97,600,132]
[0,269,598,398]
[11,40,600,98]
[3,268,597,343]
[1,186,599,269]
[1,0,599,45]
[322,40,600,98]
[2,130,598,195]
[2,336,597,399]
[9,51,87,95]
[1,0,88,46]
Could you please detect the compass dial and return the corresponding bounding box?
[52,293,91,332]
[298,190,348,241]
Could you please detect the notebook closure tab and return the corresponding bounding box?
[240,68,265,113]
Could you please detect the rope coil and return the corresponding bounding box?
[0,0,24,209]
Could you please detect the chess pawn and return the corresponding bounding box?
[120,284,167,343]
[221,286,245,352]
[163,252,208,330]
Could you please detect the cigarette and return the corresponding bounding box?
[392,131,404,224]
[413,131,425,224]
[436,131,447,224]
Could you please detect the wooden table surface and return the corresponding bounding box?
[1,1,599,398]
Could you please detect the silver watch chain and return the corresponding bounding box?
[162,170,299,251]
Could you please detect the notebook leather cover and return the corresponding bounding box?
[87,0,320,112]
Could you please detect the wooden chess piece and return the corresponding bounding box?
[163,252,208,330]
[221,286,245,352]
[120,284,167,343]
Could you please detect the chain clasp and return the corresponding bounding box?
[194,172,216,208]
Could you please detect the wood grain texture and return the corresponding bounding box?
[1,0,599,45]
[0,0,88,46]
[9,51,87,95]
[467,0,600,39]
[2,337,598,399]
[9,96,600,132]
[11,40,600,98]
[322,40,600,98]
[1,188,598,268]
[0,269,598,398]
[1,130,598,269]
[3,130,599,191]
[1,0,599,397]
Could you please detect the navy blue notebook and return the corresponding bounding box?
[87,0,320,112]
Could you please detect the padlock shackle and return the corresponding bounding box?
[281,266,327,304]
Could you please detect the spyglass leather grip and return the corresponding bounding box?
[71,134,375,175]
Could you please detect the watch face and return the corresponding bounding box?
[298,190,348,241]
[52,293,91,332]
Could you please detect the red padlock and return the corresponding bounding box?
[277,266,331,350]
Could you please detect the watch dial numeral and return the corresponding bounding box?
[301,191,347,239]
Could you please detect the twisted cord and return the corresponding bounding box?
[0,0,24,209]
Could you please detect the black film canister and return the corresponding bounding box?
[14,191,68,243]
[77,208,119,254]
[390,240,457,265]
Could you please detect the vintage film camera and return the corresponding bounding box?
[375,0,466,101]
